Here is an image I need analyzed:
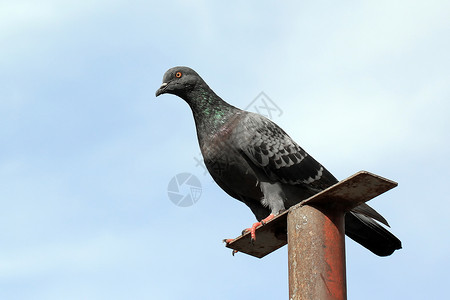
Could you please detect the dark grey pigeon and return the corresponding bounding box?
[155,66,402,256]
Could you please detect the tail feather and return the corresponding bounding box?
[345,211,402,256]
[351,203,390,227]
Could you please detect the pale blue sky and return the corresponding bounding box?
[1,1,449,299]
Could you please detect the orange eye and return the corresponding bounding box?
[175,71,182,78]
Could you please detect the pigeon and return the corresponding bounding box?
[156,66,402,256]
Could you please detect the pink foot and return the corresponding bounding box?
[243,214,275,242]
[260,213,275,225]
[222,239,239,256]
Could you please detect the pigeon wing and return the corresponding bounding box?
[237,113,338,190]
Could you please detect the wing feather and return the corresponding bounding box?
[237,113,337,190]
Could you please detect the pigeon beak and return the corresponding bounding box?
[155,82,168,97]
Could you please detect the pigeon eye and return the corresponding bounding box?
[175,71,182,78]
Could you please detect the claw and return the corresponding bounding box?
[261,214,275,225]
[247,221,262,241]
[227,214,277,252]
[245,214,275,242]
[223,239,239,256]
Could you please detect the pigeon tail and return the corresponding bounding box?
[345,212,402,256]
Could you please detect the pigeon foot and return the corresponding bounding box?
[242,214,275,243]
[222,239,239,256]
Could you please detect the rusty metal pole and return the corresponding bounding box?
[288,204,346,300]
[224,171,398,299]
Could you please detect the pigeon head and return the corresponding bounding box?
[155,66,203,98]
[155,67,238,131]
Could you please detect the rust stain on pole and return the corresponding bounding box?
[288,205,346,300]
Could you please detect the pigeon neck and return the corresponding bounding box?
[184,85,239,136]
